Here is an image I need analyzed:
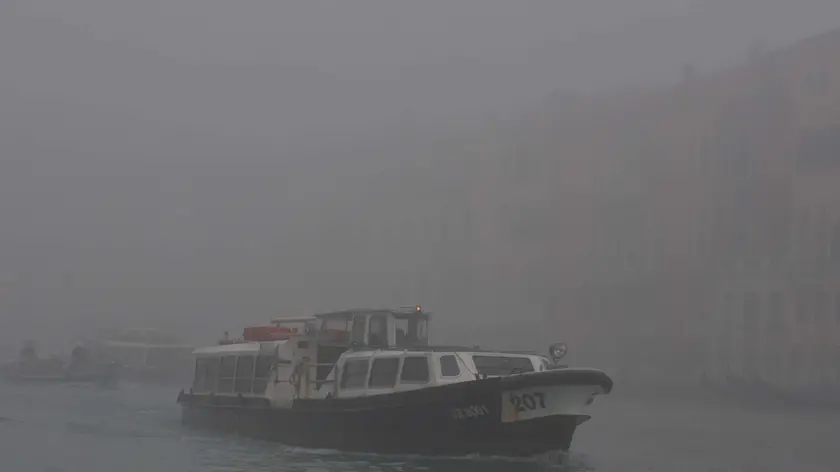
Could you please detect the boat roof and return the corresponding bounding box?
[345,345,541,356]
[269,307,430,325]
[193,340,288,357]
[269,316,318,325]
[310,307,431,319]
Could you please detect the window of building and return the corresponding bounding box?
[234,355,255,394]
[806,68,829,95]
[796,211,811,260]
[831,221,840,265]
[472,356,535,376]
[835,346,840,379]
[795,289,809,323]
[790,345,802,372]
[439,355,460,377]
[340,359,370,389]
[400,356,430,383]
[818,347,832,377]
[720,293,734,329]
[835,292,840,325]
[743,292,760,336]
[767,291,785,335]
[797,126,840,171]
[218,355,236,393]
[815,291,827,325]
[368,357,399,389]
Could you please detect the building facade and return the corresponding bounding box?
[706,29,840,391]
[469,27,840,388]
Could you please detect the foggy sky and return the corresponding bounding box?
[2,0,840,351]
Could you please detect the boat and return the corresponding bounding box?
[2,342,119,385]
[176,306,613,459]
[88,329,194,385]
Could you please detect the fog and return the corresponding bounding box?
[1,0,839,375]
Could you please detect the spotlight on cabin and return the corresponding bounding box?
[549,342,568,362]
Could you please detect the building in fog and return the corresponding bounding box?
[706,28,840,391]
[468,26,840,388]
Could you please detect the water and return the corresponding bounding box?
[1,381,838,472]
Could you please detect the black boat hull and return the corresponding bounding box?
[179,369,611,457]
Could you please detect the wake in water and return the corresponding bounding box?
[263,444,595,471]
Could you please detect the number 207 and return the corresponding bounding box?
[509,392,546,412]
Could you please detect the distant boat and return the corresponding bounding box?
[88,329,194,385]
[2,343,119,385]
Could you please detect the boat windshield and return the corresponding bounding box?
[394,315,428,347]
[472,355,535,376]
[318,317,352,345]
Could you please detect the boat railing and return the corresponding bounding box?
[306,362,337,385]
[288,359,338,398]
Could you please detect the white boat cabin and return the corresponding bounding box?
[312,348,554,399]
[187,307,437,406]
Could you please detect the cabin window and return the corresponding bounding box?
[400,356,429,383]
[472,356,535,376]
[193,360,202,391]
[218,355,237,393]
[351,316,367,345]
[235,355,256,394]
[340,359,370,390]
[395,316,428,347]
[394,317,409,347]
[207,357,220,391]
[368,357,399,388]
[193,358,214,391]
[412,318,428,344]
[439,355,460,377]
[320,317,351,344]
[253,355,274,394]
[368,315,388,347]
